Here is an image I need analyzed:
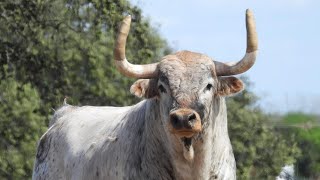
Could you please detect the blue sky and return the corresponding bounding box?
[130,0,320,115]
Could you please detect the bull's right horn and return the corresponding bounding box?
[113,15,159,79]
[214,9,258,76]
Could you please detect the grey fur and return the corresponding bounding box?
[33,51,245,180]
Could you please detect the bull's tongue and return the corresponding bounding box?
[182,138,194,161]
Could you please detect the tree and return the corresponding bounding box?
[0,0,170,108]
[0,71,46,179]
[279,113,320,178]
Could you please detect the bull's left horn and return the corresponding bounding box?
[114,15,159,79]
[214,9,258,76]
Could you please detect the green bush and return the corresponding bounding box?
[0,76,46,178]
[280,113,320,178]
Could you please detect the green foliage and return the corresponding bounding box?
[283,112,317,124]
[0,75,46,178]
[0,0,169,109]
[295,128,320,178]
[299,127,320,147]
[228,78,301,179]
[278,112,320,178]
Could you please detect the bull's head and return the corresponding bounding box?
[114,9,257,157]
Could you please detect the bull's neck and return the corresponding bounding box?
[209,97,236,179]
[139,98,236,179]
[135,99,175,178]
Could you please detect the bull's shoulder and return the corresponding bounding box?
[49,103,132,127]
[47,104,134,147]
[49,104,77,127]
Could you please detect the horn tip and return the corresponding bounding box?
[124,15,132,22]
[121,15,132,26]
[246,9,253,14]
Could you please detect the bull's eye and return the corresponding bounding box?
[158,85,167,93]
[205,84,213,91]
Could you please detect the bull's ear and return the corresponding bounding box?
[216,76,244,96]
[130,79,159,98]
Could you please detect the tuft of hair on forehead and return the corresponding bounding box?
[157,50,215,91]
[161,50,214,65]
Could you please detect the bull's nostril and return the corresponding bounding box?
[188,113,196,122]
[171,114,180,127]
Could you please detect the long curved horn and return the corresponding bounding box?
[114,15,159,78]
[214,9,258,76]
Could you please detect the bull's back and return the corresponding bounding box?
[32,104,133,180]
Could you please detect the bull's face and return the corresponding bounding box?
[130,51,244,138]
[113,9,257,156]
[157,55,213,138]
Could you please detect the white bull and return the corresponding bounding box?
[33,9,258,180]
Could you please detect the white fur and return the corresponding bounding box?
[33,97,236,180]
[183,145,194,162]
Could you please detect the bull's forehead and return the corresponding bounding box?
[158,51,215,96]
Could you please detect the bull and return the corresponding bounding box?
[33,9,258,180]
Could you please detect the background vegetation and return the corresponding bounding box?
[0,0,318,179]
[274,113,320,178]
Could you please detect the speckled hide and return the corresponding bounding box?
[32,51,243,180]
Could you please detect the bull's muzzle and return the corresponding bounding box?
[169,109,202,138]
